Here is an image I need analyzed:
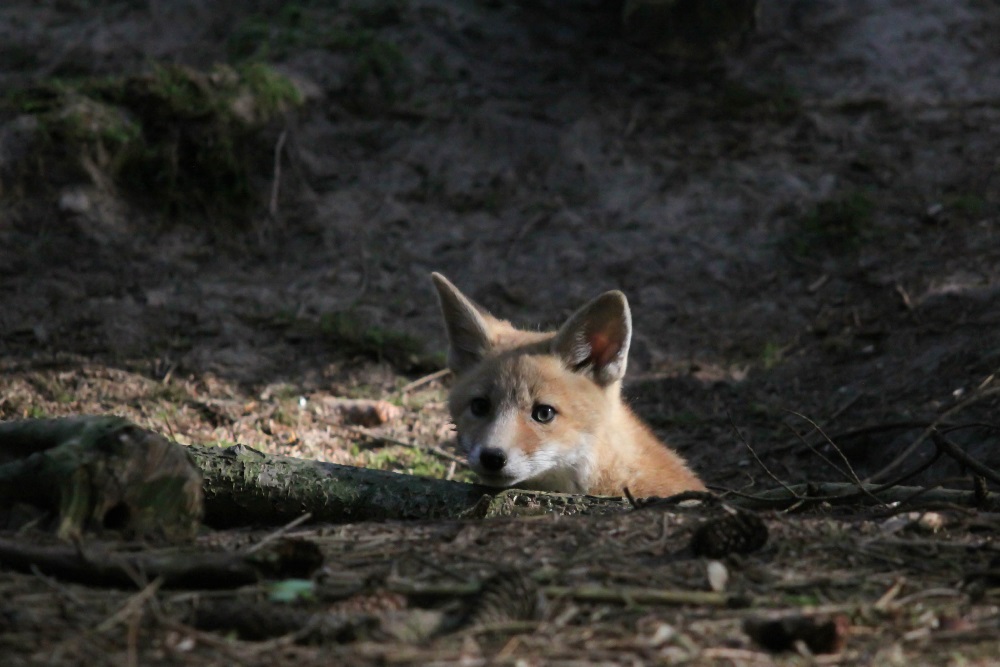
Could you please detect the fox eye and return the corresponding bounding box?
[469,397,490,417]
[531,404,557,424]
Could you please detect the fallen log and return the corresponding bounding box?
[188,443,632,526]
[6,417,996,534]
[0,417,633,532]
[0,416,202,540]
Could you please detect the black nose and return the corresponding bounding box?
[479,448,507,472]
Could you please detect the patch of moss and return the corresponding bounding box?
[943,193,987,219]
[364,446,474,481]
[759,341,785,370]
[715,80,800,121]
[5,63,303,222]
[225,5,408,109]
[318,311,428,372]
[787,192,877,257]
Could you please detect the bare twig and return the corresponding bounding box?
[826,420,997,444]
[873,577,906,611]
[783,409,884,506]
[30,564,86,606]
[728,413,803,502]
[543,584,735,607]
[269,129,288,218]
[398,368,451,394]
[243,512,313,555]
[717,482,981,511]
[932,431,1000,486]
[866,382,1000,483]
[872,449,944,491]
[96,578,163,633]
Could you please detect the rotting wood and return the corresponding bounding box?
[0,416,203,540]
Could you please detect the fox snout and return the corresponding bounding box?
[465,441,515,484]
[477,447,507,473]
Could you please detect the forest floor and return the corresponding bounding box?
[1,0,999,664]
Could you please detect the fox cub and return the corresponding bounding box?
[431,273,705,498]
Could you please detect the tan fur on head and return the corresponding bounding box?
[432,273,706,498]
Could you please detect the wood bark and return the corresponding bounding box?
[188,443,632,526]
[0,416,202,540]
[5,417,989,534]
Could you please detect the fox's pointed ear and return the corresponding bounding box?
[552,291,632,386]
[431,272,493,374]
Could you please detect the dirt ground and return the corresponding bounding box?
[1,0,999,664]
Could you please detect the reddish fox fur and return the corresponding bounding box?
[431,273,705,498]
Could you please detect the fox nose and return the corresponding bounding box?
[479,447,507,472]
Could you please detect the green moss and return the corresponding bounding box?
[760,341,785,370]
[787,192,877,256]
[715,81,800,121]
[318,311,426,371]
[201,439,239,448]
[5,63,303,223]
[241,62,304,116]
[364,446,473,481]
[225,5,408,109]
[943,193,987,218]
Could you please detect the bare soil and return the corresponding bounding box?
[1,1,999,664]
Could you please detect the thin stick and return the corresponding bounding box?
[96,578,163,633]
[784,409,884,506]
[399,368,450,394]
[728,412,803,501]
[871,449,944,492]
[867,383,1000,483]
[244,512,313,555]
[783,420,849,479]
[715,481,978,511]
[30,564,86,606]
[932,431,1000,486]
[543,584,733,607]
[825,420,996,444]
[269,129,288,218]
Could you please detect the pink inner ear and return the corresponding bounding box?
[588,331,617,368]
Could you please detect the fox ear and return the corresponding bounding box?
[431,272,493,374]
[552,291,632,386]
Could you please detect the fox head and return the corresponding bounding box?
[431,273,632,492]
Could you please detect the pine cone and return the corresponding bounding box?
[690,510,768,558]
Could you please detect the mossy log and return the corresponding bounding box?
[4,418,991,534]
[0,417,632,532]
[0,416,202,541]
[189,444,632,527]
